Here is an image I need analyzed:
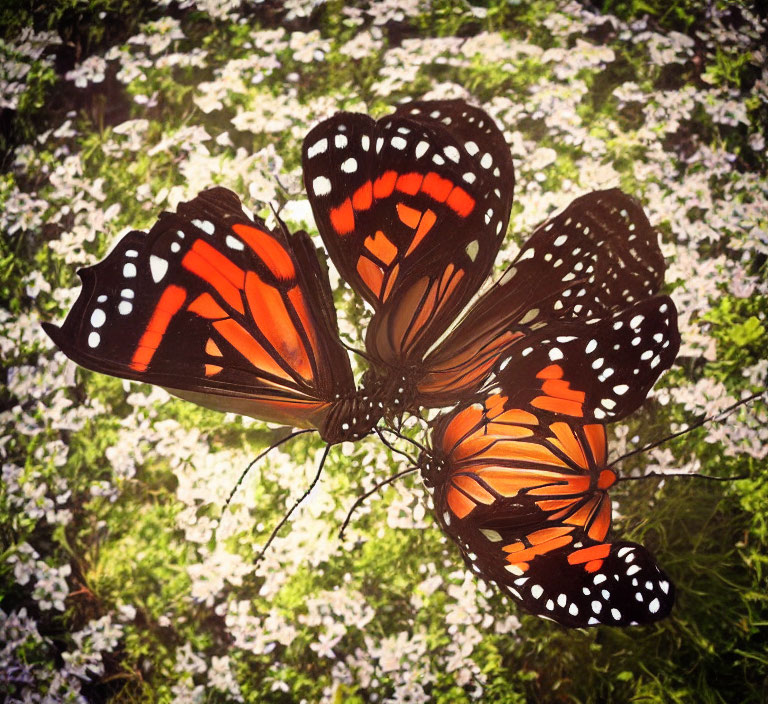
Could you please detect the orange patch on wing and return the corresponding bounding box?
[395,172,424,195]
[462,438,569,467]
[585,424,607,466]
[404,208,437,257]
[205,364,223,376]
[352,180,373,211]
[536,498,579,512]
[446,487,477,519]
[245,271,311,381]
[494,407,538,426]
[364,231,398,265]
[503,535,573,563]
[404,280,439,350]
[212,317,292,381]
[527,474,591,496]
[357,256,384,299]
[182,242,245,315]
[442,404,483,454]
[330,197,355,236]
[130,285,187,372]
[528,525,574,545]
[472,468,566,497]
[567,543,611,565]
[373,170,397,199]
[188,293,228,320]
[452,474,495,505]
[390,276,429,353]
[532,395,584,417]
[586,497,612,541]
[382,262,399,302]
[541,379,586,403]
[396,203,422,229]
[584,559,605,573]
[232,224,295,280]
[446,186,475,217]
[597,469,616,490]
[564,495,601,530]
[420,171,453,202]
[287,286,320,361]
[537,364,564,380]
[549,421,588,470]
[205,339,222,356]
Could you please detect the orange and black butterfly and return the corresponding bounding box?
[421,297,681,627]
[44,99,668,447]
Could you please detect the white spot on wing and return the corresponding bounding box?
[90,309,106,328]
[307,137,327,158]
[313,176,331,196]
[150,255,168,283]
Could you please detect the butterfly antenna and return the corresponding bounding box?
[338,466,418,540]
[222,429,314,513]
[611,389,765,482]
[255,443,332,563]
[377,424,429,456]
[268,201,291,237]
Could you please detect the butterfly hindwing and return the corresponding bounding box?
[491,295,680,423]
[416,190,667,406]
[424,399,675,627]
[303,100,514,365]
[43,187,356,432]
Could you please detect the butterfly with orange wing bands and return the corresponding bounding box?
[45,100,682,627]
[46,100,669,446]
[421,296,681,627]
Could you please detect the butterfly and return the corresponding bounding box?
[420,295,681,627]
[44,99,667,448]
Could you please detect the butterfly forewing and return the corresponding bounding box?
[303,100,514,366]
[490,295,680,423]
[417,190,666,406]
[424,399,674,627]
[44,187,356,432]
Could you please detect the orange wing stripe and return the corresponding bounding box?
[287,286,320,361]
[352,180,373,211]
[357,256,384,299]
[244,271,311,381]
[549,421,588,470]
[373,170,397,199]
[212,317,293,381]
[405,208,437,257]
[532,396,584,417]
[404,279,439,350]
[527,525,574,545]
[587,497,612,541]
[364,231,398,265]
[205,364,223,376]
[472,468,568,497]
[395,172,424,196]
[382,262,399,302]
[537,364,563,380]
[446,186,475,217]
[567,543,611,566]
[420,171,453,202]
[446,487,477,519]
[541,379,586,403]
[330,197,355,235]
[205,339,223,356]
[396,203,422,229]
[442,405,483,454]
[130,285,187,371]
[504,534,573,563]
[585,424,607,466]
[188,293,228,320]
[231,224,296,281]
[452,475,495,505]
[182,243,245,315]
[597,469,616,490]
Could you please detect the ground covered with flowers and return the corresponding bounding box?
[2,1,767,702]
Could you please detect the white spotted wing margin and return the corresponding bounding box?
[43,187,360,435]
[492,540,675,628]
[489,295,681,424]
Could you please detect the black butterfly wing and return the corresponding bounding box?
[43,187,356,435]
[303,100,515,366]
[417,190,667,406]
[424,396,674,627]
